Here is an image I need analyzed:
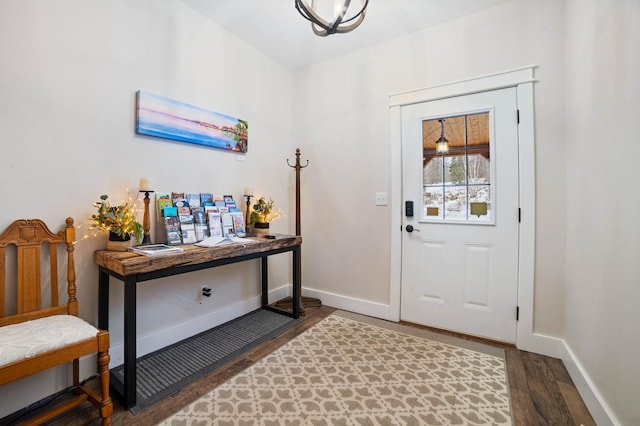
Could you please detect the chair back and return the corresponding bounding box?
[0,218,77,327]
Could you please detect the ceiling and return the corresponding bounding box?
[180,0,511,70]
[422,113,490,164]
[423,113,489,151]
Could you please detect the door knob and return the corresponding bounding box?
[405,225,420,232]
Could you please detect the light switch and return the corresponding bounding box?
[375,192,388,206]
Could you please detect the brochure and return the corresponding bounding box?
[130,244,184,256]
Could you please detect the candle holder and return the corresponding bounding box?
[139,189,155,245]
[244,194,253,231]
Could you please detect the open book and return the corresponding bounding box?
[195,235,256,247]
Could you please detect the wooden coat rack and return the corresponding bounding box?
[275,148,321,315]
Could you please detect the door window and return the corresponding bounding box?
[422,112,493,223]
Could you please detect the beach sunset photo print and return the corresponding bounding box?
[135,91,248,153]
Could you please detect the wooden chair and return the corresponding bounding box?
[0,218,112,425]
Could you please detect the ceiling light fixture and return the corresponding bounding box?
[294,0,369,37]
[435,119,449,153]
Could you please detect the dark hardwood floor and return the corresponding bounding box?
[16,305,594,425]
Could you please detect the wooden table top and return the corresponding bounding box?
[94,235,301,276]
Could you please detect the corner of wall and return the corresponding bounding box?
[560,340,620,426]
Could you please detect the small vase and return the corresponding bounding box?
[106,232,133,251]
[253,222,270,235]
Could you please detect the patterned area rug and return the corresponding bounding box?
[158,312,512,425]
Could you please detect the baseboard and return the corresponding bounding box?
[529,332,564,358]
[530,333,619,425]
[108,285,291,368]
[560,341,619,426]
[302,287,397,322]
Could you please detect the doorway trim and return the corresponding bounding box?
[388,66,536,350]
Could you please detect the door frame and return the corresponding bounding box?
[388,66,536,350]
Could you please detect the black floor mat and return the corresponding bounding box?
[111,308,297,413]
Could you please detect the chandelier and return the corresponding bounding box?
[294,0,369,37]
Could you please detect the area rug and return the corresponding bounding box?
[158,312,512,425]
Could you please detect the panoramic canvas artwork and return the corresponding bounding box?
[135,91,248,153]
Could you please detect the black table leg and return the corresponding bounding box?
[98,268,110,330]
[292,245,300,319]
[123,276,137,409]
[261,256,268,308]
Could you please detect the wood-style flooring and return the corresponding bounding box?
[19,305,594,425]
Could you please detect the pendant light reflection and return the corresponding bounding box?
[435,119,450,153]
[295,0,369,37]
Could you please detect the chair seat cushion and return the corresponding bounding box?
[0,315,99,367]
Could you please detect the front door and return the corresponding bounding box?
[400,87,519,343]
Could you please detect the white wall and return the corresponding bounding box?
[0,0,294,417]
[294,0,567,334]
[564,1,640,424]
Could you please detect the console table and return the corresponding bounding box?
[94,235,301,409]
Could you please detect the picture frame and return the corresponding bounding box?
[135,91,248,153]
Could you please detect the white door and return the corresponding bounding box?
[400,87,519,343]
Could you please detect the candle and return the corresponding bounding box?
[139,177,152,191]
[244,186,254,196]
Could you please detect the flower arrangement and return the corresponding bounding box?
[89,194,144,242]
[249,197,284,224]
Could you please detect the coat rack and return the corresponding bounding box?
[275,148,321,315]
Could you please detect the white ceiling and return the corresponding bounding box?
[180,0,511,70]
